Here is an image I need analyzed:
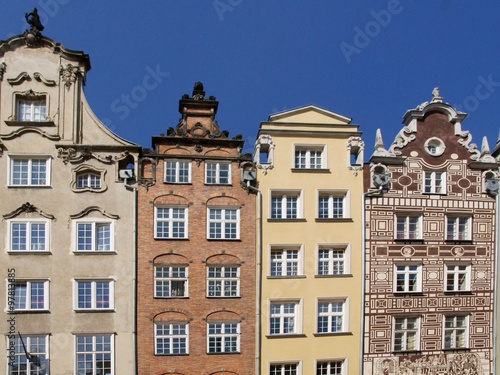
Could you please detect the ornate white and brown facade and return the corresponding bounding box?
[363,89,499,375]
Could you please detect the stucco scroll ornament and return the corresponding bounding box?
[3,202,55,220]
[33,72,56,87]
[57,147,113,164]
[0,62,6,81]
[59,64,81,90]
[388,126,416,155]
[456,129,481,161]
[57,147,77,164]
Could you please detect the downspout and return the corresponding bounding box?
[493,191,499,374]
[247,182,261,375]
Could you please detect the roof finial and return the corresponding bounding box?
[25,8,44,33]
[431,87,443,102]
[371,129,393,157]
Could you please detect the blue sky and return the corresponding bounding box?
[1,1,500,157]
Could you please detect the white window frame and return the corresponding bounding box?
[393,316,420,352]
[294,144,325,169]
[8,219,49,252]
[8,279,49,311]
[445,264,471,292]
[269,299,302,335]
[74,220,114,252]
[316,359,346,375]
[317,245,349,276]
[7,334,49,374]
[154,322,189,355]
[394,264,422,293]
[74,280,114,310]
[270,190,302,219]
[164,160,191,183]
[269,361,302,375]
[317,299,348,334]
[205,161,231,184]
[269,245,303,277]
[446,216,471,241]
[154,206,188,239]
[76,171,102,189]
[75,334,114,375]
[423,171,446,194]
[206,321,240,353]
[16,96,47,122]
[443,315,468,349]
[317,190,349,219]
[154,265,188,297]
[8,156,51,187]
[207,207,240,239]
[395,215,422,240]
[207,265,240,297]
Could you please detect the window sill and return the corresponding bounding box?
[204,183,233,186]
[7,185,51,188]
[393,292,424,296]
[442,347,469,352]
[7,251,51,255]
[291,168,330,173]
[7,309,50,314]
[267,218,306,223]
[266,334,306,339]
[154,237,189,240]
[207,238,241,241]
[207,351,240,355]
[313,332,352,337]
[155,353,189,356]
[267,275,306,279]
[5,120,55,127]
[392,350,421,354]
[206,296,241,299]
[154,296,189,299]
[443,291,473,295]
[315,218,353,223]
[445,240,473,244]
[74,309,115,313]
[394,239,424,244]
[315,274,352,278]
[163,182,192,185]
[73,251,117,255]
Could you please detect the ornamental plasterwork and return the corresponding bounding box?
[59,63,81,90]
[7,72,30,85]
[1,127,60,141]
[69,206,119,220]
[33,72,56,86]
[347,136,364,176]
[57,147,114,165]
[3,202,55,220]
[0,62,6,81]
[388,125,416,155]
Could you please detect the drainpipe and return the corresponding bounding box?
[493,191,499,374]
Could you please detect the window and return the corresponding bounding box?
[318,191,348,219]
[271,191,302,219]
[423,171,445,194]
[155,322,188,355]
[17,98,46,122]
[75,334,113,375]
[395,215,421,240]
[207,322,240,353]
[316,360,345,375]
[393,317,419,352]
[75,221,113,251]
[445,264,471,292]
[270,247,302,277]
[75,280,114,310]
[269,363,300,375]
[205,162,231,184]
[394,265,422,293]
[9,220,48,251]
[269,300,301,335]
[164,160,191,183]
[9,157,50,186]
[317,300,347,333]
[446,216,471,241]
[443,315,468,349]
[207,208,239,239]
[424,137,445,156]
[10,280,49,311]
[76,172,101,189]
[154,265,188,297]
[207,266,239,297]
[155,206,188,239]
[8,335,48,375]
[294,145,324,169]
[318,247,348,276]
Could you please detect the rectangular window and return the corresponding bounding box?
[270,247,302,277]
[207,208,239,239]
[444,315,468,349]
[294,145,324,169]
[395,215,421,240]
[317,300,347,334]
[394,265,422,293]
[9,220,48,251]
[424,171,445,194]
[155,206,188,239]
[318,192,347,219]
[164,160,191,183]
[393,317,419,352]
[270,191,302,219]
[75,280,114,310]
[446,216,471,241]
[10,280,49,311]
[75,334,113,375]
[316,360,345,375]
[205,162,231,184]
[76,221,113,251]
[155,323,188,355]
[9,157,50,186]
[207,266,239,297]
[269,300,301,335]
[269,363,299,375]
[8,335,48,375]
[207,322,240,353]
[17,98,46,122]
[154,266,188,297]
[318,247,348,276]
[445,264,471,292]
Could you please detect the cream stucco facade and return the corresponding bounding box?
[254,105,364,375]
[0,28,139,374]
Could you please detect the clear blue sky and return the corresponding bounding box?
[1,1,500,157]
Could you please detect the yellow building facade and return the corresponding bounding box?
[254,105,364,375]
